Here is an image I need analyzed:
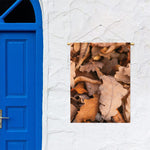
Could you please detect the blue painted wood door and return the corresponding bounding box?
[0,32,37,150]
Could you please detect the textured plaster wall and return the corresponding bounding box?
[40,0,150,149]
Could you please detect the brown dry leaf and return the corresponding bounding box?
[119,44,130,53]
[119,53,127,62]
[119,53,129,66]
[101,58,118,75]
[76,43,90,69]
[70,44,80,63]
[100,47,108,54]
[75,94,99,122]
[72,82,87,94]
[123,94,130,122]
[85,82,99,96]
[80,61,103,73]
[99,52,111,59]
[71,104,77,121]
[74,76,102,85]
[105,43,126,54]
[74,43,80,52]
[76,69,98,79]
[91,45,113,59]
[112,110,125,123]
[99,75,128,121]
[90,43,128,60]
[92,61,104,78]
[91,46,111,59]
[110,52,120,59]
[91,46,101,60]
[115,63,130,84]
[70,61,76,88]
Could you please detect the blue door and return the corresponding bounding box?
[0,32,39,150]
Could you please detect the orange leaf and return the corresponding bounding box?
[75,94,99,122]
[73,82,87,94]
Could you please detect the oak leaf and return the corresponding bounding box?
[75,94,99,122]
[99,75,128,121]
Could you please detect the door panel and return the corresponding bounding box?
[6,40,26,96]
[0,32,36,150]
[6,140,26,150]
[6,106,26,131]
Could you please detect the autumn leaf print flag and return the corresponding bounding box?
[70,43,130,123]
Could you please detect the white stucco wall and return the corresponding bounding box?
[40,0,150,149]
